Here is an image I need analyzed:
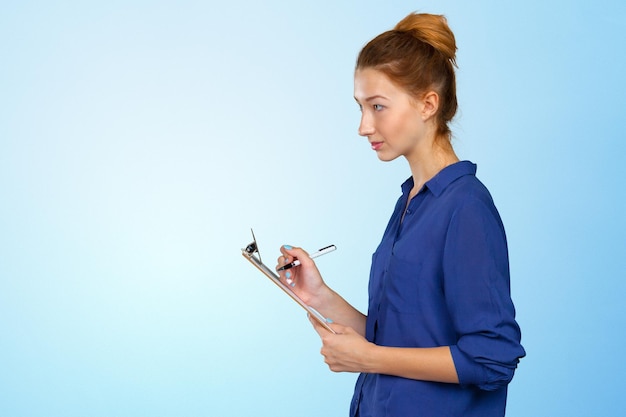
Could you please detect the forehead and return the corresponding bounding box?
[354,68,406,101]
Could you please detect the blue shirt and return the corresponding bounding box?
[350,161,525,417]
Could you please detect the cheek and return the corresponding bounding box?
[396,111,424,136]
[385,114,415,139]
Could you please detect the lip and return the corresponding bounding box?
[370,141,383,151]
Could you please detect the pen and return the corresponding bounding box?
[277,244,336,271]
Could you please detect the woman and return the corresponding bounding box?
[276,12,525,417]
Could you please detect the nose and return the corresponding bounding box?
[358,111,375,137]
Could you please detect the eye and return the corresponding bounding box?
[373,104,384,111]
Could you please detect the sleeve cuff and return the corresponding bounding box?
[450,345,515,391]
[450,345,484,387]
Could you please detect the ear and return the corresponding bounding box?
[420,91,440,121]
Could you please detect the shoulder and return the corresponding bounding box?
[428,161,494,205]
[440,174,507,237]
[441,173,497,212]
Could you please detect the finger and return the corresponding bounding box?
[284,269,296,287]
[276,246,295,284]
[274,255,288,279]
[275,254,290,270]
[281,245,315,268]
[278,245,294,265]
[279,244,295,258]
[275,260,295,287]
[278,245,306,286]
[308,313,327,336]
[308,313,339,335]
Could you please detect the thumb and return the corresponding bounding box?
[308,313,343,335]
[281,245,314,267]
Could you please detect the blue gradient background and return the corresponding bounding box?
[1,1,625,416]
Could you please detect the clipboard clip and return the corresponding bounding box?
[244,228,262,263]
[241,228,336,334]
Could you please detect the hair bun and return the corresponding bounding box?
[394,13,457,66]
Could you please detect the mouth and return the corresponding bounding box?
[370,141,383,151]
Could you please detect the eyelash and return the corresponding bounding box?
[373,104,384,111]
[357,103,385,112]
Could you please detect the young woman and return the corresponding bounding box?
[276,12,525,417]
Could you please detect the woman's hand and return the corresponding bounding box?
[310,317,458,383]
[309,316,377,374]
[276,245,329,307]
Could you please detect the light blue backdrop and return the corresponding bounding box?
[1,1,625,416]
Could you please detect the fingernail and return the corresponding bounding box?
[326,318,333,323]
[283,245,293,250]
[286,271,291,279]
[290,282,296,287]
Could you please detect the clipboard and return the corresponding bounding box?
[241,230,336,334]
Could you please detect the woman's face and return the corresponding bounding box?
[354,68,428,162]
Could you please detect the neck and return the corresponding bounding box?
[406,137,459,195]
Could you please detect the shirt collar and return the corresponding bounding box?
[401,160,477,197]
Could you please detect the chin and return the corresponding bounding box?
[376,152,401,162]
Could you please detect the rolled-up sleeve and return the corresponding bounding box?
[443,197,526,391]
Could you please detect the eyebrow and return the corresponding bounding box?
[354,95,389,103]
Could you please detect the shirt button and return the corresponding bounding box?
[406,209,412,215]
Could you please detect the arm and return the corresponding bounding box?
[304,197,524,389]
[310,319,459,384]
[277,245,367,337]
[442,198,525,390]
[279,245,459,384]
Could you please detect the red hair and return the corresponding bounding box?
[356,13,458,141]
